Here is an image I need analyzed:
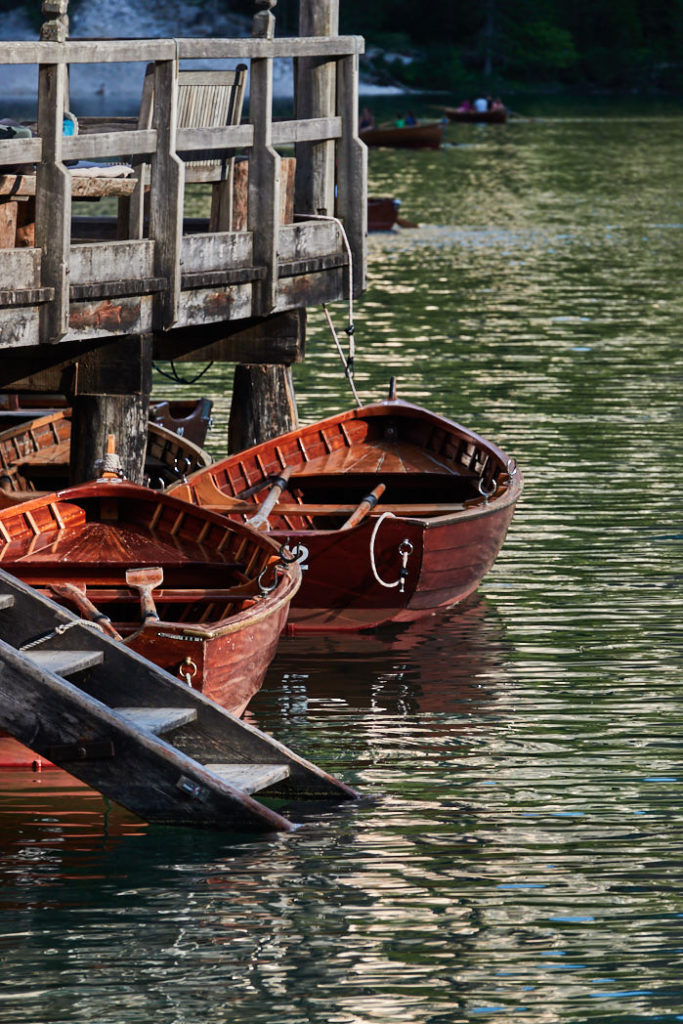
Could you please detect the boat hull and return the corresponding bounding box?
[444,108,507,124]
[360,123,443,149]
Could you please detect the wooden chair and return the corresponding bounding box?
[128,63,248,238]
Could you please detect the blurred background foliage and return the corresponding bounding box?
[2,0,681,93]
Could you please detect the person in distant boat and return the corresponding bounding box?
[395,116,405,127]
[491,97,505,112]
[456,99,473,112]
[473,96,488,112]
[359,107,374,131]
[404,111,417,126]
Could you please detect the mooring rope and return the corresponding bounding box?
[295,212,363,408]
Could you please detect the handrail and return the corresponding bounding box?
[0,30,367,346]
[0,35,364,65]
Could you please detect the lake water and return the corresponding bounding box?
[1,101,682,1023]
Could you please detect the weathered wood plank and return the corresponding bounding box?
[0,139,43,164]
[228,363,298,453]
[271,117,342,146]
[294,1,339,218]
[173,283,253,328]
[114,706,198,735]
[0,308,40,348]
[336,52,367,297]
[2,39,177,63]
[249,52,279,315]
[177,37,363,60]
[176,124,253,153]
[69,240,155,285]
[2,37,363,66]
[204,762,290,794]
[36,60,71,342]
[62,130,156,161]
[181,231,252,274]
[148,60,183,328]
[278,220,340,261]
[0,249,41,291]
[24,649,105,676]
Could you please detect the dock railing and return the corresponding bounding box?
[0,33,367,348]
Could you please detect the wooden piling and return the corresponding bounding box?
[68,335,152,484]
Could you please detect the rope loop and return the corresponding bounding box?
[369,513,414,592]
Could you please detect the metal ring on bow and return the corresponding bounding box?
[478,476,497,498]
[257,563,280,595]
[398,539,414,558]
[506,458,518,478]
[173,455,192,482]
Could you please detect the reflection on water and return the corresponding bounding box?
[1,107,682,1023]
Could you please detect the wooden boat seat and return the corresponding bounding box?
[204,762,290,795]
[129,64,248,237]
[114,706,198,735]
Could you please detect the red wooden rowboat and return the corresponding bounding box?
[0,480,301,714]
[360,122,443,149]
[0,394,214,446]
[0,410,211,502]
[169,393,522,632]
[443,107,507,124]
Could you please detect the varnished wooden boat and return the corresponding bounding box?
[0,410,211,502]
[360,122,443,149]
[0,480,301,714]
[443,107,507,124]
[368,196,400,231]
[169,393,523,632]
[0,394,214,447]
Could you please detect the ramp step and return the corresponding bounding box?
[0,594,15,609]
[24,648,105,676]
[205,762,291,795]
[114,706,198,735]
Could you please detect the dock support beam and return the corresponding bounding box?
[227,311,303,453]
[68,335,152,484]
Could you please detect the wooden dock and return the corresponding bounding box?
[0,569,358,831]
[0,19,366,350]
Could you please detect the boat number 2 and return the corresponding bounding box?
[293,543,310,570]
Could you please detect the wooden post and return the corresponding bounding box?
[228,362,298,454]
[68,336,152,484]
[148,59,183,329]
[226,1,297,454]
[294,0,339,216]
[336,52,367,297]
[249,1,280,316]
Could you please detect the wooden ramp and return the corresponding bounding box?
[0,570,357,832]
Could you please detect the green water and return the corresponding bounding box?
[1,105,682,1023]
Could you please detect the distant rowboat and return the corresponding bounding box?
[0,410,211,502]
[443,106,507,124]
[360,122,443,149]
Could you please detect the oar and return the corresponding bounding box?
[339,483,386,531]
[247,466,294,531]
[126,566,164,622]
[49,582,122,640]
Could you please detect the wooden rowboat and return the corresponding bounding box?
[0,395,214,446]
[443,107,507,124]
[0,480,301,714]
[169,392,523,632]
[0,410,211,502]
[360,122,443,149]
